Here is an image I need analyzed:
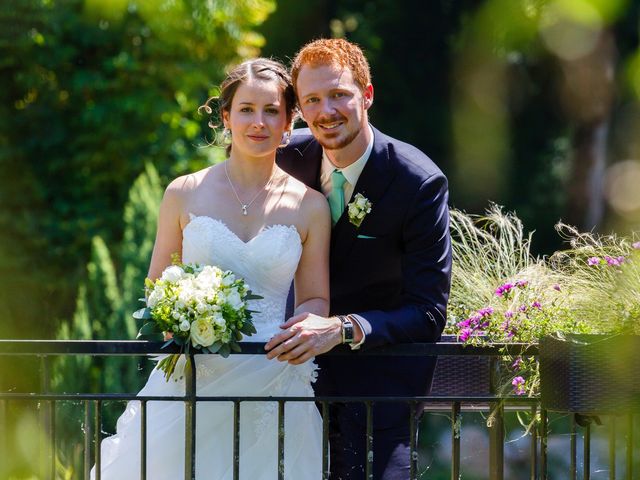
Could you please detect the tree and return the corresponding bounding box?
[0,0,275,338]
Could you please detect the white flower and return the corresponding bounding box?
[347,193,372,227]
[190,318,216,347]
[179,319,191,332]
[221,272,236,286]
[225,290,244,310]
[161,265,185,283]
[147,288,165,308]
[213,312,226,327]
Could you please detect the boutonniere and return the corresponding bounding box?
[347,193,372,227]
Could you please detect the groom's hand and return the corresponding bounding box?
[264,313,342,365]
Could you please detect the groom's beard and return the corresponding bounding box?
[312,115,361,151]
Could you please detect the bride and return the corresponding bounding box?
[92,58,330,479]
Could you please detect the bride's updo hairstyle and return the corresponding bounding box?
[200,58,297,155]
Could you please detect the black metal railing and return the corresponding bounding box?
[0,340,637,480]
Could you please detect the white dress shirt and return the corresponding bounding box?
[320,125,375,205]
[319,125,374,349]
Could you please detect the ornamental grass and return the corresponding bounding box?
[445,205,640,398]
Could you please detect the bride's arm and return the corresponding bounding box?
[292,189,331,317]
[147,177,186,281]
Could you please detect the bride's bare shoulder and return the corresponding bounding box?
[281,171,329,222]
[164,165,218,200]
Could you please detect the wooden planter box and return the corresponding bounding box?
[539,335,640,414]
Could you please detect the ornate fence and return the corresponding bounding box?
[0,339,637,479]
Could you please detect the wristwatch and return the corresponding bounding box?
[338,315,354,344]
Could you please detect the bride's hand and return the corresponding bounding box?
[264,313,342,365]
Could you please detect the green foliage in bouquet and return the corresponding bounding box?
[135,263,261,380]
[446,205,640,398]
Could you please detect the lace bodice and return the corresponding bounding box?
[182,215,302,342]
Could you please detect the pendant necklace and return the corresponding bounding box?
[224,161,276,216]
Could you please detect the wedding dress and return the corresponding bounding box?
[92,215,323,479]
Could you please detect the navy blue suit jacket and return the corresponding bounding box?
[277,126,452,427]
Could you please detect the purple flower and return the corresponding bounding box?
[457,319,471,329]
[605,256,624,267]
[504,310,514,319]
[633,241,640,249]
[511,357,522,370]
[531,301,542,310]
[495,283,514,297]
[553,284,561,292]
[459,328,472,342]
[512,376,526,395]
[500,320,510,332]
[588,257,600,266]
[519,304,528,312]
[477,307,494,317]
[515,280,528,288]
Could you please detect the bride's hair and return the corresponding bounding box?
[199,58,297,154]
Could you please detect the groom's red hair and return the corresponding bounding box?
[291,38,371,93]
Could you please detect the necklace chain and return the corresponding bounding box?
[224,161,276,216]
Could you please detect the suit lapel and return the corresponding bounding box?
[295,140,323,191]
[330,128,397,271]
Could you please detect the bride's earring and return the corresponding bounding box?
[222,128,232,144]
[279,130,291,148]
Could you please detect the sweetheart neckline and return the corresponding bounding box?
[185,214,301,246]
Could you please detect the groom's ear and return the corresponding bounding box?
[363,84,374,110]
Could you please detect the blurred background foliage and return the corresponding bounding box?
[1,0,639,342]
[2,0,640,477]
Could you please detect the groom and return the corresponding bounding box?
[267,38,451,479]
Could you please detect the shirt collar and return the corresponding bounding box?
[321,125,375,186]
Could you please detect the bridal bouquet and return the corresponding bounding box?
[134,262,260,380]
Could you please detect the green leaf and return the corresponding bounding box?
[133,308,151,320]
[234,330,243,341]
[244,293,264,301]
[240,321,256,335]
[208,341,222,353]
[137,321,158,336]
[218,344,231,357]
[230,342,242,353]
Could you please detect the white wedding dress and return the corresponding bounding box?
[92,216,323,480]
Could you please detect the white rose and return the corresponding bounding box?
[161,265,185,283]
[190,318,216,347]
[196,267,221,290]
[225,290,244,310]
[356,196,368,208]
[146,288,164,308]
[221,273,236,286]
[179,319,191,331]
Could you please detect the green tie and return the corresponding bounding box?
[328,169,347,225]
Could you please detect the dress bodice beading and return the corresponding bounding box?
[182,215,302,342]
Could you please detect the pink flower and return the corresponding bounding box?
[587,257,600,266]
[531,301,542,310]
[512,376,526,395]
[553,284,561,291]
[504,310,514,319]
[495,283,514,297]
[459,328,472,342]
[477,307,494,317]
[633,241,640,249]
[519,304,528,312]
[605,256,624,267]
[515,280,528,288]
[457,318,471,329]
[511,357,522,370]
